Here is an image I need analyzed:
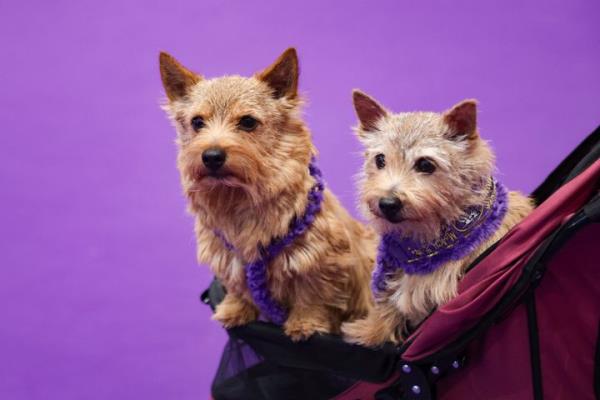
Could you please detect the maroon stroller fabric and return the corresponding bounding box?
[434,223,599,400]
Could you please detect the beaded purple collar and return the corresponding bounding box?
[372,177,508,296]
[214,157,325,325]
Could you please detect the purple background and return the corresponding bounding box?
[1,0,598,398]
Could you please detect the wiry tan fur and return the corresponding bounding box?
[342,91,533,346]
[159,49,376,341]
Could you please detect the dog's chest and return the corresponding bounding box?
[214,248,298,298]
[386,262,464,324]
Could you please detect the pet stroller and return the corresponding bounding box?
[201,126,600,400]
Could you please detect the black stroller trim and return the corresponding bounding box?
[525,287,543,400]
[201,283,400,383]
[532,125,600,204]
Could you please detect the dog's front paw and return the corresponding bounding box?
[341,318,392,348]
[212,296,258,328]
[284,317,330,342]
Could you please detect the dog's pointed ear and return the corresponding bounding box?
[443,99,478,140]
[257,48,299,99]
[353,90,388,132]
[159,52,201,101]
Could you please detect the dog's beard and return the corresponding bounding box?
[190,171,246,189]
[185,172,263,209]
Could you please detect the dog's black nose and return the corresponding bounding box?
[202,148,226,171]
[378,197,403,221]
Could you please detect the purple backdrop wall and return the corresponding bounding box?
[1,0,598,398]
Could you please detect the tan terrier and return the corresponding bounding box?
[342,91,533,346]
[159,49,376,341]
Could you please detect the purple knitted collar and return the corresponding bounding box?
[372,177,508,296]
[213,157,325,325]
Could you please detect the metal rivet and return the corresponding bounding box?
[401,364,412,373]
[452,360,460,369]
[430,365,440,375]
[411,385,421,395]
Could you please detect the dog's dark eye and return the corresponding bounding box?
[415,157,436,174]
[238,115,259,132]
[191,116,205,131]
[375,153,386,169]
